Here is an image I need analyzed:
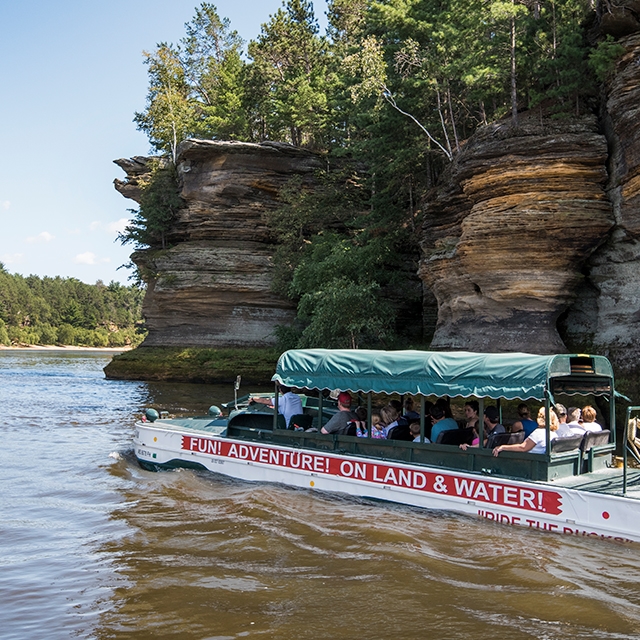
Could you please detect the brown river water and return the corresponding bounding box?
[1,350,640,639]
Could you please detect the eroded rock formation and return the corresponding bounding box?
[419,117,615,354]
[114,140,322,347]
[561,31,640,373]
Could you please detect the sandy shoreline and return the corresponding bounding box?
[0,345,132,352]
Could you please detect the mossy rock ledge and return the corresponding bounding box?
[104,346,281,384]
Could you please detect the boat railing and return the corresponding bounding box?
[624,406,640,494]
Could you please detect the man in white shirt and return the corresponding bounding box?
[251,385,303,428]
[555,403,574,437]
[564,407,586,435]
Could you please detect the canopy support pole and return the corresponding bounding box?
[273,383,279,430]
[367,392,372,438]
[318,392,323,432]
[420,396,426,443]
[545,393,551,457]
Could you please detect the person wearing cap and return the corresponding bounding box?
[321,392,357,434]
[460,406,505,450]
[251,385,303,428]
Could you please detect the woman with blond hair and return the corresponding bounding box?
[380,405,400,438]
[493,407,559,456]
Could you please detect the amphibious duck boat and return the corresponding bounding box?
[134,349,640,543]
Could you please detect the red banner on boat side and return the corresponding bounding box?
[181,436,563,516]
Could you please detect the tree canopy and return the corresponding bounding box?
[0,268,145,347]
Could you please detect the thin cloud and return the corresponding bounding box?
[107,218,130,234]
[90,218,130,234]
[1,253,23,265]
[1,201,10,210]
[75,252,97,265]
[74,252,110,265]
[26,231,54,244]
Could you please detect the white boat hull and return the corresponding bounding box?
[134,422,640,544]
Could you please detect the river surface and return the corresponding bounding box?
[1,351,640,639]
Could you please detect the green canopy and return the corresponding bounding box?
[273,349,614,401]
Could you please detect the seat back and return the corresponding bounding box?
[438,427,475,446]
[288,413,313,430]
[388,424,413,441]
[484,429,517,449]
[580,429,610,452]
[551,434,584,453]
[488,431,526,448]
[339,422,357,436]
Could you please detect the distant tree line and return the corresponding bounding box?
[0,264,146,347]
[124,0,624,349]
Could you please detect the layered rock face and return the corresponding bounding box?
[562,31,640,373]
[115,140,322,347]
[419,118,614,353]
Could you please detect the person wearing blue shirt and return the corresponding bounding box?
[430,405,458,443]
[512,403,538,437]
[251,385,303,428]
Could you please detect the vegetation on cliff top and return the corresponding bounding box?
[0,264,146,348]
[129,0,624,350]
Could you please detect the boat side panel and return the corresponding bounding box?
[134,423,640,544]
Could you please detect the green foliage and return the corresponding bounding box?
[134,4,249,158]
[119,160,183,250]
[246,0,332,147]
[0,319,9,345]
[0,271,146,347]
[589,35,626,82]
[298,278,393,348]
[134,43,195,162]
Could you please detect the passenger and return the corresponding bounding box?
[435,397,453,419]
[459,406,505,451]
[403,397,420,421]
[251,385,303,429]
[464,400,480,429]
[554,403,573,437]
[409,420,432,443]
[388,399,403,418]
[580,405,603,433]
[511,403,538,438]
[353,406,369,437]
[565,407,584,434]
[493,407,559,456]
[429,405,458,443]
[380,405,400,438]
[371,410,386,439]
[321,391,358,434]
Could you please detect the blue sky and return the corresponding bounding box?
[0,0,328,285]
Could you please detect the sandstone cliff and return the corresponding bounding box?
[418,117,614,354]
[114,140,322,347]
[561,30,640,374]
[418,16,640,375]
